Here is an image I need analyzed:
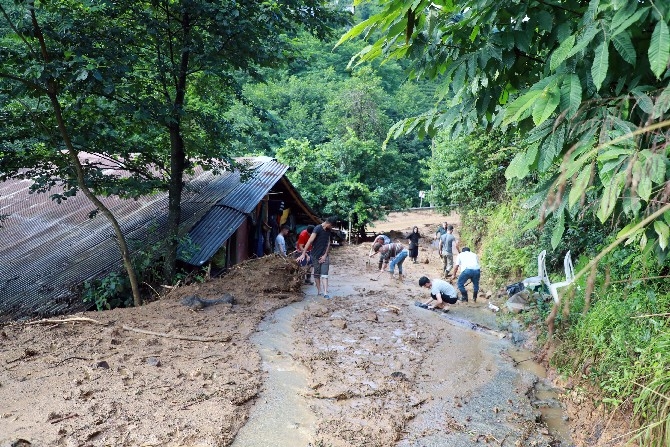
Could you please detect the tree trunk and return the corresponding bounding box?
[163,12,191,282]
[29,4,142,306]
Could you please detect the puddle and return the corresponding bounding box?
[509,349,574,445]
[231,297,316,447]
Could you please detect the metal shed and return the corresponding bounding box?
[0,156,319,321]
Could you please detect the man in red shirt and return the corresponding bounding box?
[297,225,315,285]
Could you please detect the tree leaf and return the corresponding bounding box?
[551,210,565,249]
[591,39,609,91]
[631,87,654,114]
[532,85,560,125]
[503,90,542,125]
[567,25,600,59]
[611,6,650,37]
[648,19,670,79]
[505,143,538,180]
[560,74,582,116]
[597,172,624,222]
[654,220,669,250]
[637,175,652,202]
[550,34,575,71]
[569,164,592,207]
[612,32,636,65]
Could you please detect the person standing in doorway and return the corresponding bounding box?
[407,226,422,263]
[297,216,337,299]
[274,225,290,257]
[297,225,315,285]
[451,247,481,302]
[439,225,458,277]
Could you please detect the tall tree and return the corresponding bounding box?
[1,1,343,290]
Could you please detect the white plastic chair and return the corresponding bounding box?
[546,250,574,303]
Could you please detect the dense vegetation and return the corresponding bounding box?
[343,1,670,445]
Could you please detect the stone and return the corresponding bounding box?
[506,290,531,313]
[330,319,347,330]
[145,357,161,367]
[364,312,378,322]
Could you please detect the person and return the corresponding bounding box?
[451,247,481,302]
[371,234,391,271]
[297,225,315,285]
[372,241,408,281]
[297,216,337,299]
[435,221,448,240]
[274,224,289,257]
[438,225,458,277]
[407,226,421,263]
[417,276,458,311]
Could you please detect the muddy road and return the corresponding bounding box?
[0,210,577,446]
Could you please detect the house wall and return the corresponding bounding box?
[235,219,249,264]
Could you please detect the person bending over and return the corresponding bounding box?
[451,247,481,302]
[418,276,458,311]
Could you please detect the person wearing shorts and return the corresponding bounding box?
[417,276,458,311]
[371,234,391,271]
[297,216,337,299]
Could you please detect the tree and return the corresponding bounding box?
[1,0,343,291]
[339,0,670,258]
[0,1,144,306]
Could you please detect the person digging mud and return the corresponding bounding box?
[372,241,408,281]
[370,234,391,271]
[296,225,315,285]
[297,216,337,299]
[451,247,481,302]
[416,276,458,312]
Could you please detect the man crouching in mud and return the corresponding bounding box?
[416,276,458,312]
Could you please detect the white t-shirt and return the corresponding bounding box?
[274,234,287,256]
[431,279,457,298]
[456,251,480,270]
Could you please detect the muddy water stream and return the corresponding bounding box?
[509,349,574,445]
[231,297,316,447]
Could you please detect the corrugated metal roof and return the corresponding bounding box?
[217,159,288,213]
[177,157,289,266]
[0,157,285,322]
[177,208,246,266]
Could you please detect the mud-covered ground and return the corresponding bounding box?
[1,210,636,446]
[0,255,304,446]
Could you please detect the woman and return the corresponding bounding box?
[407,226,421,263]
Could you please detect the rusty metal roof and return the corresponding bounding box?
[0,157,289,321]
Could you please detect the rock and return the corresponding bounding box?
[364,312,378,322]
[145,357,161,367]
[511,332,526,344]
[506,290,531,313]
[330,319,347,330]
[94,360,110,369]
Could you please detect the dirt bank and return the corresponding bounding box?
[0,255,303,446]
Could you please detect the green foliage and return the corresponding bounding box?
[459,199,537,287]
[427,129,516,209]
[341,0,670,258]
[82,272,130,311]
[276,131,415,227]
[551,242,670,445]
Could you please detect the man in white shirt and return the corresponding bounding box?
[451,247,481,302]
[274,225,290,257]
[417,276,458,312]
